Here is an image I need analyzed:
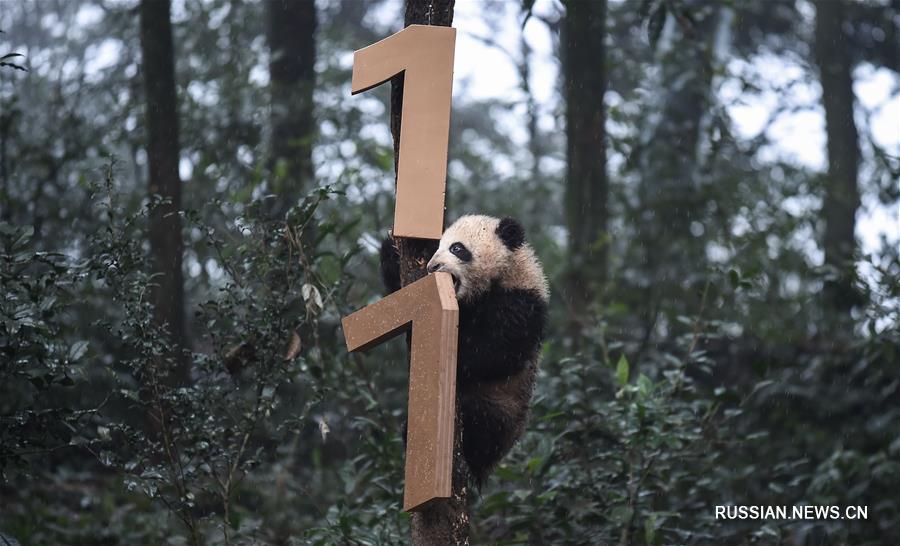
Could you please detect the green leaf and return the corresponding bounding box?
[637,374,652,395]
[616,354,630,386]
[12,225,34,249]
[644,512,658,544]
[68,340,89,361]
[609,505,633,525]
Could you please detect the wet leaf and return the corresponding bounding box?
[284,330,301,360]
[318,416,330,442]
[616,354,630,386]
[68,340,89,361]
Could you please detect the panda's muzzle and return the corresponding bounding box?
[427,261,460,292]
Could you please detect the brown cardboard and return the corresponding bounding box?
[351,25,456,240]
[342,272,459,511]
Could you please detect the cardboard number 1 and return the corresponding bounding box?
[341,273,459,512]
[351,24,456,240]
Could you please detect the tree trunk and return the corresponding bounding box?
[814,0,861,316]
[139,0,188,383]
[562,0,608,343]
[0,108,11,224]
[266,0,317,220]
[390,1,468,544]
[631,5,727,348]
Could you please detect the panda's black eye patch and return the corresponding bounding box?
[449,242,472,262]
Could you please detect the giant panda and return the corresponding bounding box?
[380,215,549,486]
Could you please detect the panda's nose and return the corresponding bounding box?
[427,261,442,274]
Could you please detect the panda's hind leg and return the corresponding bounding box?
[460,391,525,488]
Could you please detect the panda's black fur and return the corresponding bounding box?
[380,215,548,486]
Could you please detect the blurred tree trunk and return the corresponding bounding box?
[519,30,543,213]
[139,0,188,383]
[814,0,861,315]
[266,0,317,220]
[633,4,728,348]
[393,3,467,545]
[0,109,10,224]
[639,10,716,264]
[562,0,608,343]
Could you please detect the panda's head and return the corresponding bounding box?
[426,215,527,302]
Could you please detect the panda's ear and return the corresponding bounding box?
[497,217,525,250]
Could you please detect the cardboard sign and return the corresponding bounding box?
[351,25,456,240]
[342,273,459,512]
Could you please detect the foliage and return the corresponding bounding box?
[0,30,27,71]
[0,221,93,479]
[1,170,358,545]
[470,270,900,545]
[86,178,338,544]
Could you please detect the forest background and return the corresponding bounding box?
[1,0,898,544]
